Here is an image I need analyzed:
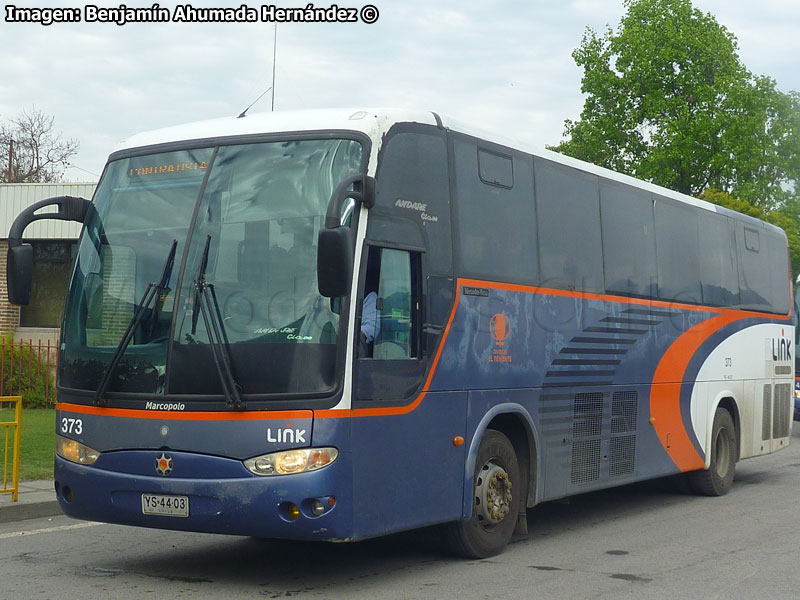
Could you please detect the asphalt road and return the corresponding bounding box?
[1,423,799,600]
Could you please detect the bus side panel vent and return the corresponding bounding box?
[611,391,637,434]
[773,383,791,439]
[609,435,636,477]
[571,439,601,484]
[762,384,772,441]
[572,392,603,439]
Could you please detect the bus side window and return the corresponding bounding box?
[360,247,420,360]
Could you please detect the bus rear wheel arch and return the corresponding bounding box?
[443,429,521,558]
[687,406,738,496]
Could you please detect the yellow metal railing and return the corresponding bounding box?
[1,396,22,502]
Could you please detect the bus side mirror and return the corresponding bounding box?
[317,173,373,298]
[7,244,34,305]
[317,227,353,298]
[324,173,375,228]
[6,195,91,305]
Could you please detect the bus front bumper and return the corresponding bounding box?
[54,452,354,541]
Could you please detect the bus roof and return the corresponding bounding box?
[114,108,784,237]
[114,108,439,153]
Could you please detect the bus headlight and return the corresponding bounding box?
[55,435,100,465]
[244,447,339,476]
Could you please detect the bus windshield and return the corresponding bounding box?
[60,138,363,400]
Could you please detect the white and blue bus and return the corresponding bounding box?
[7,109,794,557]
[793,278,800,422]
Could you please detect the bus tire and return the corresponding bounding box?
[687,407,737,496]
[443,429,520,558]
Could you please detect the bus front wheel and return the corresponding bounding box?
[687,407,737,496]
[444,429,520,558]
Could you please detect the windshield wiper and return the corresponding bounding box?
[95,239,178,406]
[191,235,245,410]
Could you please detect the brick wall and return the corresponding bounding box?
[0,241,21,336]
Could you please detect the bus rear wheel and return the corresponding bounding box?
[444,429,520,558]
[687,407,737,496]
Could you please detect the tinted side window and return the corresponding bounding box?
[698,212,740,307]
[600,182,657,298]
[744,227,760,251]
[374,248,417,359]
[535,159,603,292]
[736,223,771,311]
[654,198,702,303]
[478,149,513,188]
[356,246,426,402]
[373,129,452,274]
[453,136,537,283]
[766,230,790,314]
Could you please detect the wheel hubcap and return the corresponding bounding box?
[475,461,512,525]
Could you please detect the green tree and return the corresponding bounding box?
[552,0,799,211]
[778,194,800,276]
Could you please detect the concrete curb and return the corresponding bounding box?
[0,500,63,524]
[0,480,63,524]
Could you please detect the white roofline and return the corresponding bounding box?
[114,108,438,154]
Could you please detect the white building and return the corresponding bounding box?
[0,183,97,344]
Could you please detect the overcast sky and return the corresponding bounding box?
[1,0,798,181]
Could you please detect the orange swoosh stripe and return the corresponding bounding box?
[649,312,747,471]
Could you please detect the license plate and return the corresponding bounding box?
[141,494,189,517]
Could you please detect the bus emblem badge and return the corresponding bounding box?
[490,313,510,347]
[489,313,513,364]
[156,453,173,476]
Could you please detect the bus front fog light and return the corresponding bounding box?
[310,499,325,516]
[278,502,300,521]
